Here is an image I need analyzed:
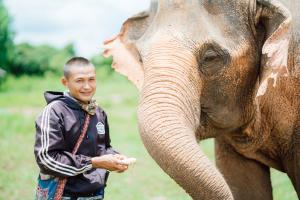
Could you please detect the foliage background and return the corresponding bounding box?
[0,1,298,199]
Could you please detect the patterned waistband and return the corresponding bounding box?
[39,172,56,180]
[62,195,103,200]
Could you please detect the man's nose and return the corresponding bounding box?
[83,81,91,89]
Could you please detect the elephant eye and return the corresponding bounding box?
[197,45,230,76]
[203,50,220,63]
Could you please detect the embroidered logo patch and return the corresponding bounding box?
[96,122,105,135]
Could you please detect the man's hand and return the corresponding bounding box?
[91,154,128,173]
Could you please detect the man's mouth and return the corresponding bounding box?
[81,92,92,96]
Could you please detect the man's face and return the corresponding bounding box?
[62,65,96,104]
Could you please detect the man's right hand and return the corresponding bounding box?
[91,154,128,172]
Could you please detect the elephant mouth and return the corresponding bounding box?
[200,98,250,133]
[197,109,226,140]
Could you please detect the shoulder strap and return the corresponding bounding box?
[54,114,91,200]
[72,114,91,154]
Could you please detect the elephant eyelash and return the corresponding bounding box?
[197,42,229,61]
[202,50,222,62]
[197,45,230,76]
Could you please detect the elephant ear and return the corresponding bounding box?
[103,2,157,91]
[255,0,292,97]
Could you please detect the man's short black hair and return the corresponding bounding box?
[64,57,95,78]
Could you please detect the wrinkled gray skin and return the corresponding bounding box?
[104,0,300,199]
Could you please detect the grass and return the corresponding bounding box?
[0,72,297,200]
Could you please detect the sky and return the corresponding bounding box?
[3,0,150,57]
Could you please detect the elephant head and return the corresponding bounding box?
[103,0,291,199]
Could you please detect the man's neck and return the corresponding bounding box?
[64,92,90,104]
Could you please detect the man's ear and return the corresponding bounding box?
[255,0,292,97]
[61,77,68,88]
[103,2,157,91]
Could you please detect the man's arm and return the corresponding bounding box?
[91,154,128,172]
[34,103,92,178]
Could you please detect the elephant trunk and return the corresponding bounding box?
[137,41,233,200]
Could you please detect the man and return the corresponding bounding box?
[34,57,130,200]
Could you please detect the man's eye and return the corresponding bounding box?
[76,80,83,83]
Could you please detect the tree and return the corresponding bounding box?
[48,43,76,74]
[10,43,75,76]
[0,1,76,76]
[91,54,113,74]
[10,43,54,75]
[0,0,14,71]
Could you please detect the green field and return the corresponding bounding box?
[0,72,297,200]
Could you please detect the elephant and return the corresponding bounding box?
[103,0,300,199]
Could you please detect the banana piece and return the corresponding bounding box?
[118,157,136,165]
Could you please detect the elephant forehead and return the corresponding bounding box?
[156,0,251,11]
[138,0,255,51]
[153,0,252,26]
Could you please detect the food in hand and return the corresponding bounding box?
[118,157,136,165]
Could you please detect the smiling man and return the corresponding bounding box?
[34,57,130,200]
[62,57,97,104]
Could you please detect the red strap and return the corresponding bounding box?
[54,114,91,200]
[54,178,67,200]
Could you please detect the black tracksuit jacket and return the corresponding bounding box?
[34,91,117,196]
